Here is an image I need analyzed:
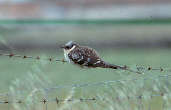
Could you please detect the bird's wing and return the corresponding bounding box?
[68,46,101,67]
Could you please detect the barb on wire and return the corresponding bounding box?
[0,52,171,73]
[0,93,167,105]
[0,52,67,63]
[136,65,169,72]
[0,74,170,108]
[0,97,97,104]
[40,97,97,104]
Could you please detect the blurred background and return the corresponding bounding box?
[0,0,171,52]
[0,1,171,110]
[0,0,171,91]
[0,0,171,86]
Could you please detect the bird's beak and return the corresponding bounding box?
[60,45,65,48]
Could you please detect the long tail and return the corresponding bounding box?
[97,61,142,74]
[98,61,126,70]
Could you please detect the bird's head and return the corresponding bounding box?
[61,41,79,51]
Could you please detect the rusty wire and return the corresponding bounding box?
[0,52,67,63]
[0,52,171,109]
[0,52,170,73]
[0,92,167,105]
[0,73,170,105]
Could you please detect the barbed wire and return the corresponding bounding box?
[0,52,171,97]
[0,52,67,63]
[0,97,97,104]
[0,52,171,73]
[1,51,171,92]
[0,73,170,104]
[0,93,168,110]
[0,92,167,105]
[0,53,170,109]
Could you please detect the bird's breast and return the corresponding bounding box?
[64,49,70,62]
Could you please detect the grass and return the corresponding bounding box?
[0,19,171,25]
[0,48,171,110]
[0,19,171,110]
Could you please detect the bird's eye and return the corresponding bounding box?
[65,46,70,49]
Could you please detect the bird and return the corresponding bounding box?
[61,41,127,70]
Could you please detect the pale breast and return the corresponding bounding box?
[63,45,77,63]
[64,49,71,62]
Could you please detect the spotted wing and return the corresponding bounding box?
[68,46,101,67]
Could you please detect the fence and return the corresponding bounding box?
[0,52,170,73]
[0,19,171,109]
[0,55,171,110]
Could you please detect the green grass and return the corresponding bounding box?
[0,19,171,25]
[0,48,171,110]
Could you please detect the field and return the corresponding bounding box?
[0,22,171,110]
[0,48,171,110]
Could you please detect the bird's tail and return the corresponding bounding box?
[97,61,126,70]
[98,61,142,74]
